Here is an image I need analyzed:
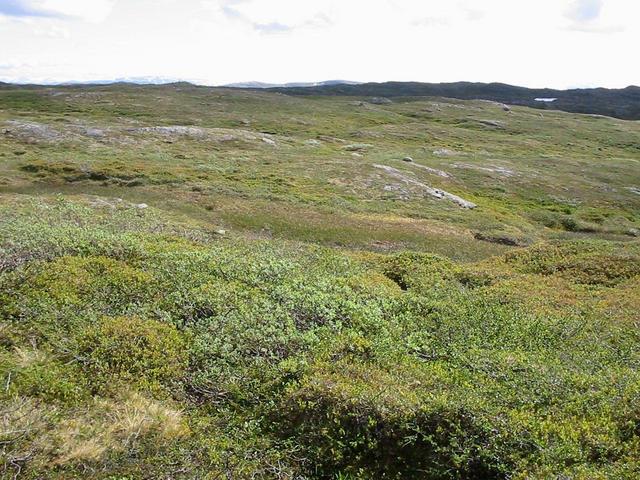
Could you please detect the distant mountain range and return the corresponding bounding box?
[0,78,361,89]
[223,80,362,89]
[1,78,639,120]
[0,76,191,87]
[262,81,640,120]
[62,76,186,86]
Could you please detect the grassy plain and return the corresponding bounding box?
[1,83,639,478]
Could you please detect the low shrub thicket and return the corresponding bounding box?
[2,199,639,478]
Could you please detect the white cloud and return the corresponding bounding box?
[0,0,638,88]
[42,0,116,22]
[563,0,632,33]
[222,0,325,26]
[0,0,116,22]
[31,21,71,37]
[203,0,334,33]
[566,0,603,22]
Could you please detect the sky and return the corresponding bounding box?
[0,0,638,88]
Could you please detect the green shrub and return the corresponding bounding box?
[11,359,88,403]
[78,316,187,393]
[380,252,457,291]
[344,270,404,298]
[2,197,640,478]
[276,362,510,479]
[3,256,156,341]
[504,241,640,286]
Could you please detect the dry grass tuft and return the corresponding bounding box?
[52,392,189,465]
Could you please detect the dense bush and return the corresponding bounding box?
[276,362,511,479]
[78,316,187,393]
[380,251,458,290]
[2,199,640,479]
[504,241,640,286]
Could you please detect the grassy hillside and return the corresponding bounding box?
[1,84,640,479]
[1,83,639,257]
[266,82,640,121]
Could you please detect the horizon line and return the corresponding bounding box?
[1,78,639,91]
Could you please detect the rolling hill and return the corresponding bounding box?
[1,82,639,479]
[265,81,640,120]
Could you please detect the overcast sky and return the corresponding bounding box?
[0,0,638,88]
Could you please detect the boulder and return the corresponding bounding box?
[433,148,457,157]
[344,143,372,152]
[368,97,392,105]
[85,128,105,138]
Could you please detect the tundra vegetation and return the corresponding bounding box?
[0,83,639,479]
